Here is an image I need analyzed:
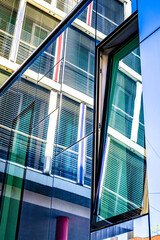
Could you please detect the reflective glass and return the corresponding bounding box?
[93,36,147,230]
[17,3,59,65]
[0,0,20,59]
[0,0,138,239]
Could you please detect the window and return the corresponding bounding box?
[17,3,59,64]
[92,14,148,231]
[31,24,49,47]
[0,0,19,59]
[53,95,80,181]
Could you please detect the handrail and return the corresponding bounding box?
[0,29,13,38]
[0,0,92,94]
[18,39,56,59]
[65,60,94,77]
[92,9,118,27]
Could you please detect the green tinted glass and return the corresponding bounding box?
[96,36,147,226]
[0,104,34,239]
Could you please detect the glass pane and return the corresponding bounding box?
[94,36,147,228]
[0,69,11,87]
[0,103,34,239]
[0,0,138,239]
[0,0,19,59]
[17,3,59,64]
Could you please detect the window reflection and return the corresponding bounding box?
[94,36,148,229]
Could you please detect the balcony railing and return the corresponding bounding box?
[0,30,13,59]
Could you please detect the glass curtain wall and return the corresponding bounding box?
[0,0,141,240]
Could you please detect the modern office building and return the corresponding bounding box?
[0,0,160,239]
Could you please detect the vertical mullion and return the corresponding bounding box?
[77,103,86,184]
[9,0,27,62]
[124,0,131,20]
[44,90,58,174]
[131,81,142,142]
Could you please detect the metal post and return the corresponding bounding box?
[55,216,69,240]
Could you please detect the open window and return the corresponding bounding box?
[91,12,148,232]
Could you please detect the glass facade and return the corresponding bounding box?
[0,0,158,239]
[0,0,20,59]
